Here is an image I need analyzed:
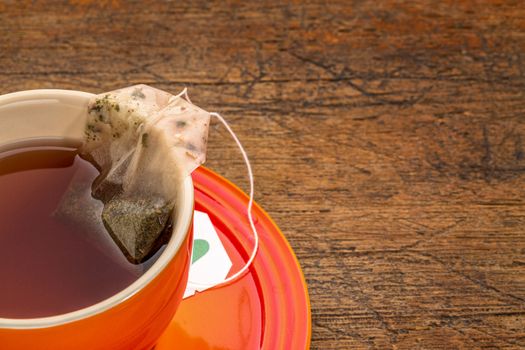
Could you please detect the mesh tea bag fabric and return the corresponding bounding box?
[79,84,210,263]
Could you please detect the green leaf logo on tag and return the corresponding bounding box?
[184,211,233,299]
[192,239,210,263]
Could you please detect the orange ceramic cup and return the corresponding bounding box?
[0,90,194,350]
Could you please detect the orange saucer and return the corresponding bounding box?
[154,167,311,349]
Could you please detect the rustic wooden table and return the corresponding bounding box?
[2,1,525,349]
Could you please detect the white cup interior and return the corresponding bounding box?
[0,90,193,329]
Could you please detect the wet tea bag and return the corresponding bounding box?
[78,84,210,263]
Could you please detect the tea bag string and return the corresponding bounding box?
[188,112,260,288]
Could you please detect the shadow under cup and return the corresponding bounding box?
[0,90,194,350]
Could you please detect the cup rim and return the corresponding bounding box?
[0,89,194,329]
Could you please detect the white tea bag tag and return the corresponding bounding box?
[183,210,233,299]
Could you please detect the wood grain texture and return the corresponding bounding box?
[2,1,525,349]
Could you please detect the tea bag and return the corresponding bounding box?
[78,84,210,263]
[54,165,145,275]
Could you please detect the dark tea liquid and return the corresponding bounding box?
[0,146,157,319]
